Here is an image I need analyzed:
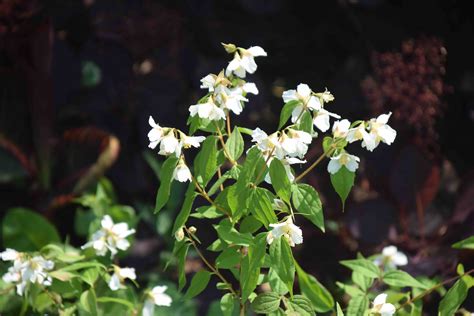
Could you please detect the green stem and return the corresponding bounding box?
[190,174,231,217]
[214,122,237,166]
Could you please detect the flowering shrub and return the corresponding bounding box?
[144,43,474,315]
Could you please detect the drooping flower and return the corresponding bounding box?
[251,128,286,160]
[332,119,351,138]
[180,134,206,150]
[158,132,181,156]
[280,128,312,159]
[364,112,397,151]
[347,123,371,145]
[282,84,322,123]
[327,152,360,174]
[189,98,226,121]
[142,285,173,316]
[173,158,192,183]
[267,217,303,247]
[312,108,341,132]
[81,215,136,258]
[371,294,396,316]
[148,116,165,149]
[215,85,248,115]
[108,266,136,291]
[374,245,408,269]
[225,46,267,78]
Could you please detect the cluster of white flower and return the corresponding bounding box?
[371,293,396,316]
[108,265,136,291]
[1,248,54,296]
[81,215,136,258]
[142,285,173,316]
[266,217,303,247]
[373,245,408,269]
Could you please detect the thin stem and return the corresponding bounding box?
[294,149,333,182]
[398,268,474,310]
[226,112,232,136]
[217,167,225,191]
[185,227,238,296]
[214,122,237,166]
[191,174,231,217]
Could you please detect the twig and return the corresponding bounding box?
[214,122,237,166]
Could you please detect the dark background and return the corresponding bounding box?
[1,0,474,313]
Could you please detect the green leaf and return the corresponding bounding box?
[50,270,77,282]
[270,237,295,295]
[96,297,134,310]
[155,155,179,213]
[236,146,266,190]
[194,136,218,186]
[240,215,263,234]
[220,293,237,316]
[279,100,301,129]
[346,295,369,316]
[81,268,100,287]
[251,292,281,314]
[214,219,253,246]
[296,263,334,312]
[297,111,313,134]
[240,233,267,301]
[383,270,429,289]
[351,271,373,292]
[2,208,61,251]
[269,268,289,295]
[79,289,98,316]
[340,259,380,279]
[336,302,345,316]
[269,159,292,203]
[452,236,474,250]
[330,166,355,210]
[172,183,198,235]
[226,127,244,161]
[438,278,469,316]
[249,187,278,228]
[288,295,314,316]
[216,248,241,269]
[191,205,222,219]
[57,261,106,273]
[175,241,191,291]
[291,184,325,232]
[184,270,212,300]
[336,282,365,297]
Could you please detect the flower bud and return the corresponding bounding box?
[175,227,185,241]
[221,43,237,54]
[188,226,197,234]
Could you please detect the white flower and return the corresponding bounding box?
[374,245,408,269]
[264,156,306,184]
[267,217,303,247]
[316,88,335,103]
[280,129,312,158]
[347,123,372,146]
[364,112,397,151]
[159,132,181,156]
[215,85,248,115]
[371,294,396,316]
[1,248,20,261]
[225,46,267,78]
[82,215,136,258]
[327,152,360,174]
[108,266,136,291]
[180,134,205,149]
[189,99,226,121]
[142,285,173,316]
[251,128,286,160]
[200,74,217,91]
[312,108,341,132]
[173,159,192,183]
[148,116,165,149]
[332,119,351,138]
[241,82,259,95]
[282,84,322,123]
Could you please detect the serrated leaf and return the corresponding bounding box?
[340,259,380,279]
[269,159,292,203]
[184,270,211,299]
[289,295,313,315]
[249,187,278,228]
[241,233,267,301]
[251,292,281,314]
[296,263,334,312]
[194,136,218,186]
[346,295,368,316]
[383,270,429,289]
[226,127,244,161]
[291,183,325,232]
[279,100,301,129]
[452,236,474,250]
[438,278,469,316]
[214,219,253,246]
[352,271,373,292]
[216,248,241,269]
[270,237,295,295]
[330,166,355,210]
[336,281,365,297]
[81,268,100,287]
[155,156,179,213]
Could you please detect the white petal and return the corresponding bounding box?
[373,293,387,306]
[296,84,311,98]
[1,248,19,261]
[345,156,359,172]
[108,273,122,291]
[382,246,398,257]
[151,285,168,294]
[380,303,396,316]
[392,252,408,266]
[241,55,258,74]
[246,46,267,57]
[290,104,304,123]
[288,223,303,245]
[119,267,136,280]
[313,112,331,132]
[282,89,298,103]
[361,132,377,151]
[378,125,397,145]
[242,82,259,95]
[376,112,392,124]
[327,159,342,174]
[183,136,205,148]
[307,96,321,110]
[101,215,114,230]
[148,116,158,128]
[142,300,155,316]
[285,157,306,165]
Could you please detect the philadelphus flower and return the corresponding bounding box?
[81,215,136,258]
[312,108,341,132]
[371,294,396,316]
[280,128,313,159]
[215,85,249,115]
[282,83,321,122]
[347,113,396,152]
[327,152,360,174]
[252,128,286,160]
[225,45,267,78]
[374,245,408,269]
[1,249,54,296]
[267,217,303,247]
[332,119,351,138]
[148,116,205,157]
[189,98,226,121]
[173,158,192,183]
[108,265,136,291]
[142,285,173,316]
